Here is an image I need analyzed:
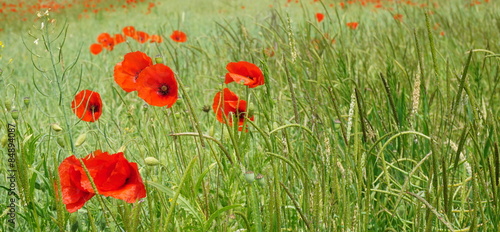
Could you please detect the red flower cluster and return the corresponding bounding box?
[90,26,163,55]
[58,150,146,213]
[114,51,178,107]
[213,61,264,131]
[346,22,359,29]
[71,90,103,122]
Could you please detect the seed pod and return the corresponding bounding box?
[10,109,19,120]
[23,97,30,107]
[145,157,160,166]
[154,55,164,64]
[256,174,265,187]
[244,171,255,184]
[74,133,87,147]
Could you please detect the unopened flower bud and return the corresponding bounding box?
[74,133,87,147]
[1,134,7,147]
[4,99,12,111]
[51,123,63,132]
[117,145,126,153]
[57,137,65,148]
[244,171,255,184]
[145,157,160,166]
[202,105,210,113]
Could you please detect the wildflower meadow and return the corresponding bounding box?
[0,0,499,231]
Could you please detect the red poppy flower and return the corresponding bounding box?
[97,32,115,50]
[58,155,95,213]
[315,13,324,22]
[114,51,153,92]
[212,88,254,131]
[136,63,178,107]
[170,30,187,43]
[134,31,150,43]
[149,34,163,43]
[122,26,136,37]
[393,14,403,22]
[224,61,265,88]
[58,150,147,212]
[71,90,103,122]
[114,33,126,44]
[346,22,359,29]
[90,43,103,55]
[80,150,146,203]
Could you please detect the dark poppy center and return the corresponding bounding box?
[158,85,169,95]
[90,105,100,113]
[235,110,246,119]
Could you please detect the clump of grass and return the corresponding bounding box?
[0,0,499,231]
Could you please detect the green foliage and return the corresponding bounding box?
[0,0,499,231]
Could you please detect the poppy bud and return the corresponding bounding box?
[154,55,163,64]
[51,123,63,132]
[23,97,30,107]
[57,137,65,148]
[244,171,255,184]
[145,157,160,166]
[11,109,19,120]
[1,134,7,147]
[4,99,12,111]
[208,125,214,137]
[256,174,265,187]
[74,133,87,147]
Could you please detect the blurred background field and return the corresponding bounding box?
[1,0,499,231]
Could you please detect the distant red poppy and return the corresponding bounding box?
[122,26,136,37]
[170,30,187,43]
[114,34,126,44]
[58,155,95,213]
[212,88,254,131]
[134,31,150,43]
[149,34,163,43]
[97,32,115,50]
[114,51,153,92]
[393,14,403,22]
[315,13,324,23]
[224,61,265,88]
[71,90,103,122]
[90,43,103,55]
[58,150,147,212]
[136,63,178,107]
[346,22,359,29]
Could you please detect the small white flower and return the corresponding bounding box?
[34,39,39,45]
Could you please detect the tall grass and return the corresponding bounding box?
[1,0,499,231]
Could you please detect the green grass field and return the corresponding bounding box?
[1,0,499,231]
